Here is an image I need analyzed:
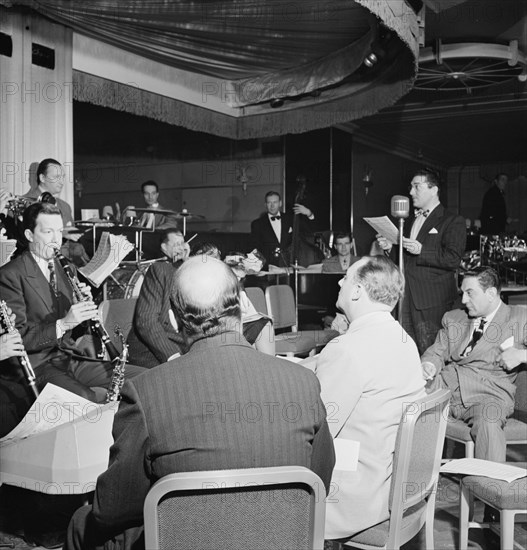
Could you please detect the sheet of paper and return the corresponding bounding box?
[441,458,527,482]
[500,336,514,351]
[334,438,360,472]
[364,216,400,245]
[0,384,103,443]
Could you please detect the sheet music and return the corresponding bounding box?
[79,231,134,287]
[441,458,527,482]
[364,216,400,245]
[0,384,113,443]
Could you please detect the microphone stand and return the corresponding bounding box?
[398,217,405,322]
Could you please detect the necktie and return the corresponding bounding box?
[270,215,281,221]
[48,259,58,295]
[462,317,486,356]
[414,209,429,218]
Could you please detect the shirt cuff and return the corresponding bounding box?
[308,214,315,221]
[56,319,67,339]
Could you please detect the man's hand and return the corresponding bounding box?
[293,203,313,218]
[376,234,392,253]
[499,347,527,371]
[61,300,99,331]
[77,281,93,302]
[402,238,422,255]
[0,330,25,361]
[421,361,437,381]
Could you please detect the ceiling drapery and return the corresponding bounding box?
[2,0,421,138]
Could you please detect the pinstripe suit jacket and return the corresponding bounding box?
[90,333,335,548]
[126,260,185,368]
[404,204,466,310]
[422,303,527,410]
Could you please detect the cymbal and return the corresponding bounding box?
[126,207,179,215]
[172,212,206,220]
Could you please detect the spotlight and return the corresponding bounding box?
[364,52,378,68]
[270,98,284,108]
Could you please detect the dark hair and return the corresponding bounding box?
[171,257,241,341]
[191,242,221,259]
[351,256,404,308]
[23,202,62,233]
[334,232,352,242]
[414,168,441,190]
[159,228,183,246]
[462,266,501,293]
[36,158,61,185]
[265,191,281,201]
[141,180,159,193]
[494,173,508,183]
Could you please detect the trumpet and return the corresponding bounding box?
[0,300,40,399]
[7,191,56,216]
[54,250,120,362]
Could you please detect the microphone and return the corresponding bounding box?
[391,195,410,219]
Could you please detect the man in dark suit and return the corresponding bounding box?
[0,202,144,403]
[422,266,526,461]
[136,180,179,229]
[66,256,335,550]
[377,169,466,353]
[126,229,188,367]
[251,190,315,267]
[480,173,509,235]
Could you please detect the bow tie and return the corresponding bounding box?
[414,209,429,218]
[270,215,281,221]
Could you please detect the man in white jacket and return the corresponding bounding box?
[314,255,426,540]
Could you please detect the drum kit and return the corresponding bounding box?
[75,207,205,299]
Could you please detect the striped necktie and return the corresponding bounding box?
[48,259,58,295]
[462,317,486,356]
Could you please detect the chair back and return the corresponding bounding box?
[98,298,138,352]
[245,286,267,315]
[143,466,326,550]
[265,285,297,330]
[513,367,527,421]
[387,389,451,548]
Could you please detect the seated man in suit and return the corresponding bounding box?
[251,190,315,267]
[422,266,527,462]
[127,229,189,367]
[313,255,426,541]
[66,256,335,550]
[322,232,359,273]
[0,202,145,402]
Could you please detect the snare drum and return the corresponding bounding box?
[106,259,160,299]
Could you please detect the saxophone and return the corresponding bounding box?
[54,251,120,362]
[106,326,128,402]
[0,300,40,399]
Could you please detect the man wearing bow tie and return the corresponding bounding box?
[377,169,466,353]
[250,190,315,267]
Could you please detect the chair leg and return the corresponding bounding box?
[500,510,515,550]
[459,482,472,550]
[425,494,436,549]
[465,440,475,458]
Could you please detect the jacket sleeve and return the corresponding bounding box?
[417,214,466,271]
[420,313,453,374]
[134,263,182,362]
[92,380,151,533]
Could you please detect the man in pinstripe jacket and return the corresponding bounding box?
[422,267,527,462]
[66,256,335,550]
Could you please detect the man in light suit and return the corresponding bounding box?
[66,256,335,550]
[250,190,315,267]
[322,232,359,273]
[0,202,145,402]
[314,255,426,541]
[377,169,466,353]
[126,229,188,367]
[422,266,527,462]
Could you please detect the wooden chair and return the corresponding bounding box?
[342,389,451,550]
[143,466,326,550]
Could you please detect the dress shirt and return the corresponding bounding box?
[269,213,282,242]
[410,202,439,240]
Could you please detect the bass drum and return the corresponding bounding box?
[106,260,159,300]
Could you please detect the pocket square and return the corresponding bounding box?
[429,228,438,234]
[288,227,293,233]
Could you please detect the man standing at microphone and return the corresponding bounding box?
[377,169,466,353]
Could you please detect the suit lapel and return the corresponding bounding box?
[416,204,444,242]
[23,252,56,314]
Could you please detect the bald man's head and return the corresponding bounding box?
[171,256,241,341]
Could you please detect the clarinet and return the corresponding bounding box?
[54,251,120,362]
[0,300,40,399]
[106,326,128,402]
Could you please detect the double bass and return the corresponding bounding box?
[287,176,325,268]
